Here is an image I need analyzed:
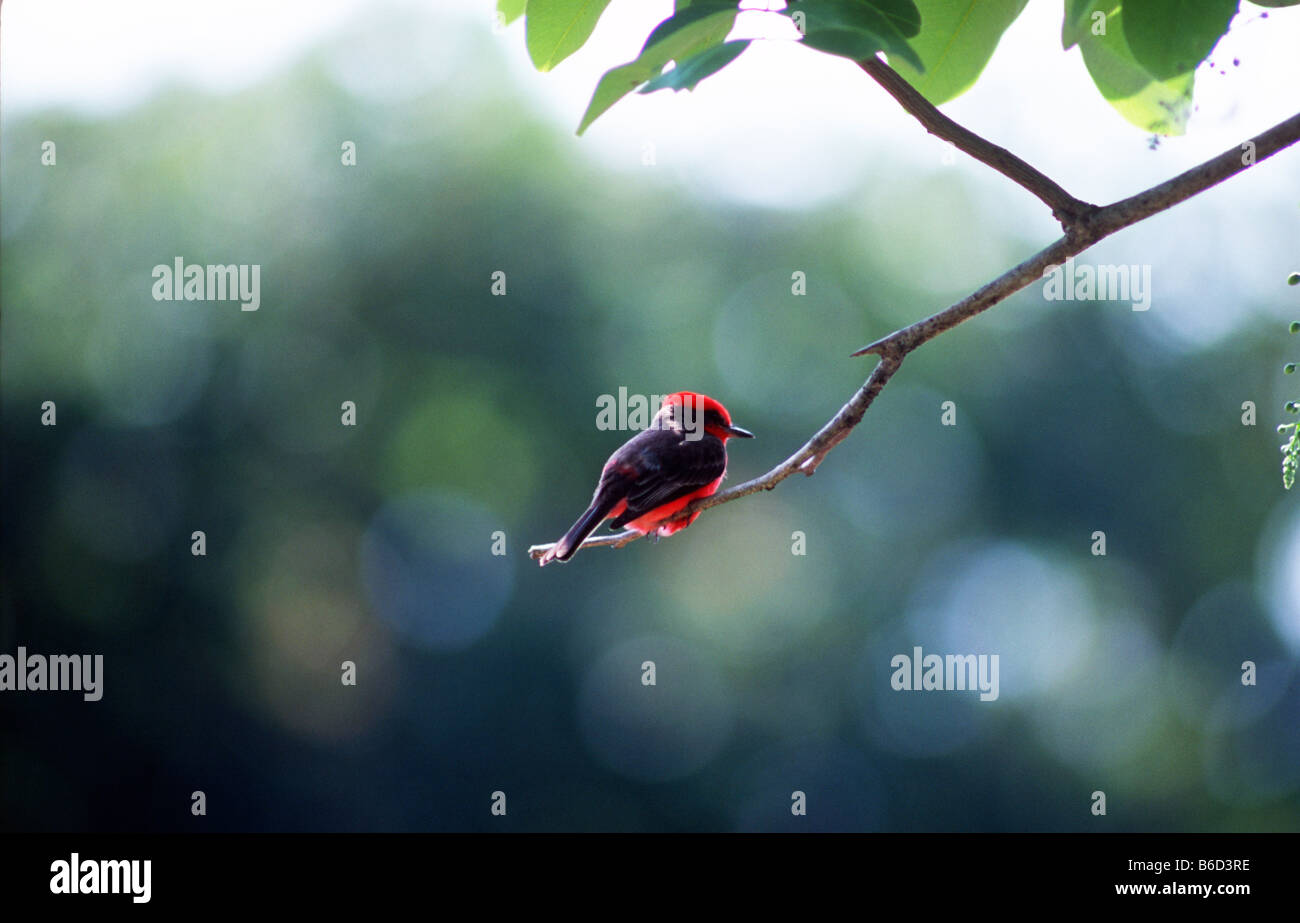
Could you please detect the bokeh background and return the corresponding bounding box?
[3,0,1300,831]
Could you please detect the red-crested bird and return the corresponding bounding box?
[538,391,753,566]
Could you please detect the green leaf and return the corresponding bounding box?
[497,0,527,27]
[641,1,737,48]
[526,0,614,72]
[1063,0,1100,49]
[889,0,1028,105]
[1283,426,1300,489]
[1247,0,1300,7]
[577,1,739,134]
[792,0,926,72]
[788,0,924,37]
[639,40,751,93]
[1077,3,1195,135]
[856,0,924,38]
[1122,0,1237,80]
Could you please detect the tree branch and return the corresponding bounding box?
[528,88,1300,563]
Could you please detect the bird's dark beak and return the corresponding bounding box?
[725,424,754,439]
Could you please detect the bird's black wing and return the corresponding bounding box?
[606,430,726,528]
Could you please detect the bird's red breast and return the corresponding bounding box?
[605,479,722,536]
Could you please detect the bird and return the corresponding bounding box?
[538,391,753,566]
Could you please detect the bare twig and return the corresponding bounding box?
[527,72,1300,562]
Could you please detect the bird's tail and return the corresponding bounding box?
[543,494,621,565]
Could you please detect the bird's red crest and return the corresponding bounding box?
[660,391,732,426]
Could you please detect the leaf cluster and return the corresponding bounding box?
[502,0,1298,135]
